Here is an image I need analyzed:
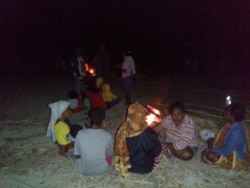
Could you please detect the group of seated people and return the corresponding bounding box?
[67,76,121,114]
[46,98,250,177]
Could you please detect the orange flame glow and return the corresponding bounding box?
[145,105,161,127]
[84,63,96,76]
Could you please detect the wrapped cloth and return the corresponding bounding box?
[200,129,215,141]
[46,100,70,143]
[115,102,147,177]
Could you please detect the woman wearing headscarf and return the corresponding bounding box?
[115,102,162,177]
[46,100,74,157]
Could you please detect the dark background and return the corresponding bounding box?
[0,0,249,76]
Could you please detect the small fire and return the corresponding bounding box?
[145,105,162,127]
[85,63,96,76]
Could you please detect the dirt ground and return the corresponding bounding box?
[1,72,250,188]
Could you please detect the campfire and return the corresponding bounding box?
[84,63,96,77]
[145,104,162,127]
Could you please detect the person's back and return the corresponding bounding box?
[74,108,113,175]
[75,129,113,175]
[126,128,161,173]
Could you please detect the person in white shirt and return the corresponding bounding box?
[74,108,114,176]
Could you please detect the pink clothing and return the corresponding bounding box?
[162,114,198,150]
[121,60,132,78]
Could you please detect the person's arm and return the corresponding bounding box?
[106,136,114,157]
[207,127,241,156]
[74,134,81,159]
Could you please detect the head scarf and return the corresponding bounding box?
[46,100,70,143]
[115,102,147,177]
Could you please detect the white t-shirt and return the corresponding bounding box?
[74,129,114,175]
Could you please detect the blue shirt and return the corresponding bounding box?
[207,122,247,159]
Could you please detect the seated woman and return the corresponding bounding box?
[96,77,121,108]
[201,103,249,170]
[46,100,74,157]
[85,78,108,110]
[115,102,162,177]
[154,102,199,161]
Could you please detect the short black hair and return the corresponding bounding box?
[88,108,105,126]
[227,103,246,122]
[70,124,83,138]
[169,101,186,114]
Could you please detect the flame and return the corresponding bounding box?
[145,105,161,127]
[84,63,96,76]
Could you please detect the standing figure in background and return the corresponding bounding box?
[121,51,134,105]
[94,43,111,83]
[71,48,86,99]
[125,50,136,81]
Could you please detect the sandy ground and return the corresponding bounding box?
[1,71,250,188]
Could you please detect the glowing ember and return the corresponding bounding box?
[84,63,96,76]
[145,105,162,127]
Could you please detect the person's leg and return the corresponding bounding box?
[57,144,67,157]
[166,143,195,161]
[125,92,131,105]
[73,76,82,99]
[174,147,194,161]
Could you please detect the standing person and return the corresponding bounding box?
[121,51,134,105]
[74,108,114,176]
[115,102,162,177]
[158,102,199,161]
[71,47,86,99]
[201,103,249,170]
[46,100,74,157]
[94,43,111,83]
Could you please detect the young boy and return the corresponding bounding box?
[74,108,114,175]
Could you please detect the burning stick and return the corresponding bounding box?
[144,105,162,127]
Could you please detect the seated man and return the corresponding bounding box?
[201,103,249,170]
[156,102,199,161]
[74,108,114,176]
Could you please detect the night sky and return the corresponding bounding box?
[0,0,249,74]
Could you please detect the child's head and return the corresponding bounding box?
[88,108,105,128]
[169,102,186,127]
[224,103,246,122]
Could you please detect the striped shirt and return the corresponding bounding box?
[162,114,198,150]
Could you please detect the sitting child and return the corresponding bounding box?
[85,78,108,110]
[96,77,121,109]
[115,102,162,177]
[46,100,74,157]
